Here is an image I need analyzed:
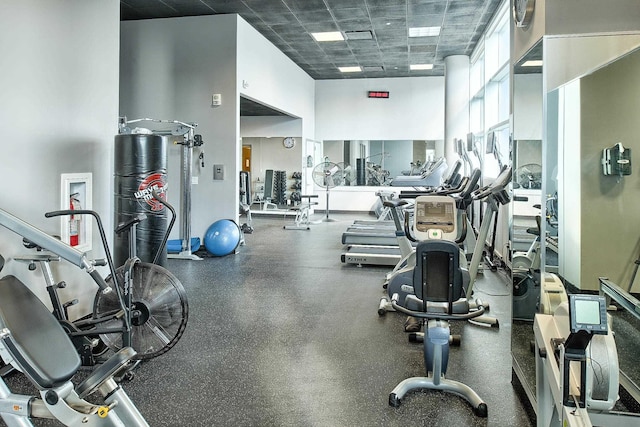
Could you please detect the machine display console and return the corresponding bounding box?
[414,195,457,240]
[569,294,608,335]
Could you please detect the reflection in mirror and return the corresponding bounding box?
[512,36,640,421]
[510,38,545,412]
[322,140,442,186]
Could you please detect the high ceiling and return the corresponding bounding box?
[121,0,503,81]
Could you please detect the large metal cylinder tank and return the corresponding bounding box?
[113,134,168,267]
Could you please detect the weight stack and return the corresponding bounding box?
[274,170,287,204]
[114,134,168,267]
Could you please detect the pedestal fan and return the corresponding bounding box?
[312,161,343,222]
[513,163,542,189]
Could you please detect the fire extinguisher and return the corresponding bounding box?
[69,193,81,246]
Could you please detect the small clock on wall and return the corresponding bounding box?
[513,0,535,28]
[283,137,296,149]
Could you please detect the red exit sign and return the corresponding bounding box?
[368,91,389,99]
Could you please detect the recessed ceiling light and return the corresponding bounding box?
[338,66,362,73]
[410,64,433,70]
[522,60,543,67]
[409,26,441,37]
[311,31,344,42]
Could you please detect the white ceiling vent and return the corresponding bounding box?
[345,30,373,40]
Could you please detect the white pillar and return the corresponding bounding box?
[444,55,470,165]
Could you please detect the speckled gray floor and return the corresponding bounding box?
[1,213,533,427]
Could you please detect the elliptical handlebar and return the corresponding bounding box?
[458,168,482,200]
[471,165,512,202]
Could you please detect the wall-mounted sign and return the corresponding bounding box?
[367,91,389,99]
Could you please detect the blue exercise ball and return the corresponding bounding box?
[204,219,241,256]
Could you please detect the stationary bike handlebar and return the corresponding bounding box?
[390,293,486,321]
[45,209,117,294]
[0,207,111,293]
[151,190,177,265]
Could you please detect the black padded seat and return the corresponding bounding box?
[413,240,464,305]
[0,275,80,388]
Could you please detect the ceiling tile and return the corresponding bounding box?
[258,12,299,25]
[332,7,369,21]
[284,0,328,12]
[337,17,373,29]
[409,1,447,16]
[408,14,444,28]
[324,0,367,10]
[241,0,289,13]
[201,0,252,13]
[294,9,334,24]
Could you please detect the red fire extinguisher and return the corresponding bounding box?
[69,193,81,247]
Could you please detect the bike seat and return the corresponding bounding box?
[0,275,80,388]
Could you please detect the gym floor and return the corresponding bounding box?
[2,213,533,427]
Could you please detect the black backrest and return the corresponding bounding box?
[412,240,463,312]
[0,275,80,388]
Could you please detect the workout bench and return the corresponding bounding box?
[284,195,318,230]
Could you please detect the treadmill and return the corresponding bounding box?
[340,161,463,247]
[341,198,413,266]
[341,165,480,267]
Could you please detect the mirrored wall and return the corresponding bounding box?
[511,32,640,416]
[323,139,442,186]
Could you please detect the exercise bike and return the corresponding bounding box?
[387,239,488,417]
[379,166,511,329]
[0,195,188,365]
[0,250,149,425]
[512,196,566,321]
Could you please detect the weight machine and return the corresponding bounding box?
[118,117,204,260]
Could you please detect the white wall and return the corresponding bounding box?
[241,116,302,138]
[0,0,120,316]
[237,18,316,196]
[315,77,445,141]
[513,74,543,140]
[120,15,240,240]
[237,21,315,132]
[557,80,582,286]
